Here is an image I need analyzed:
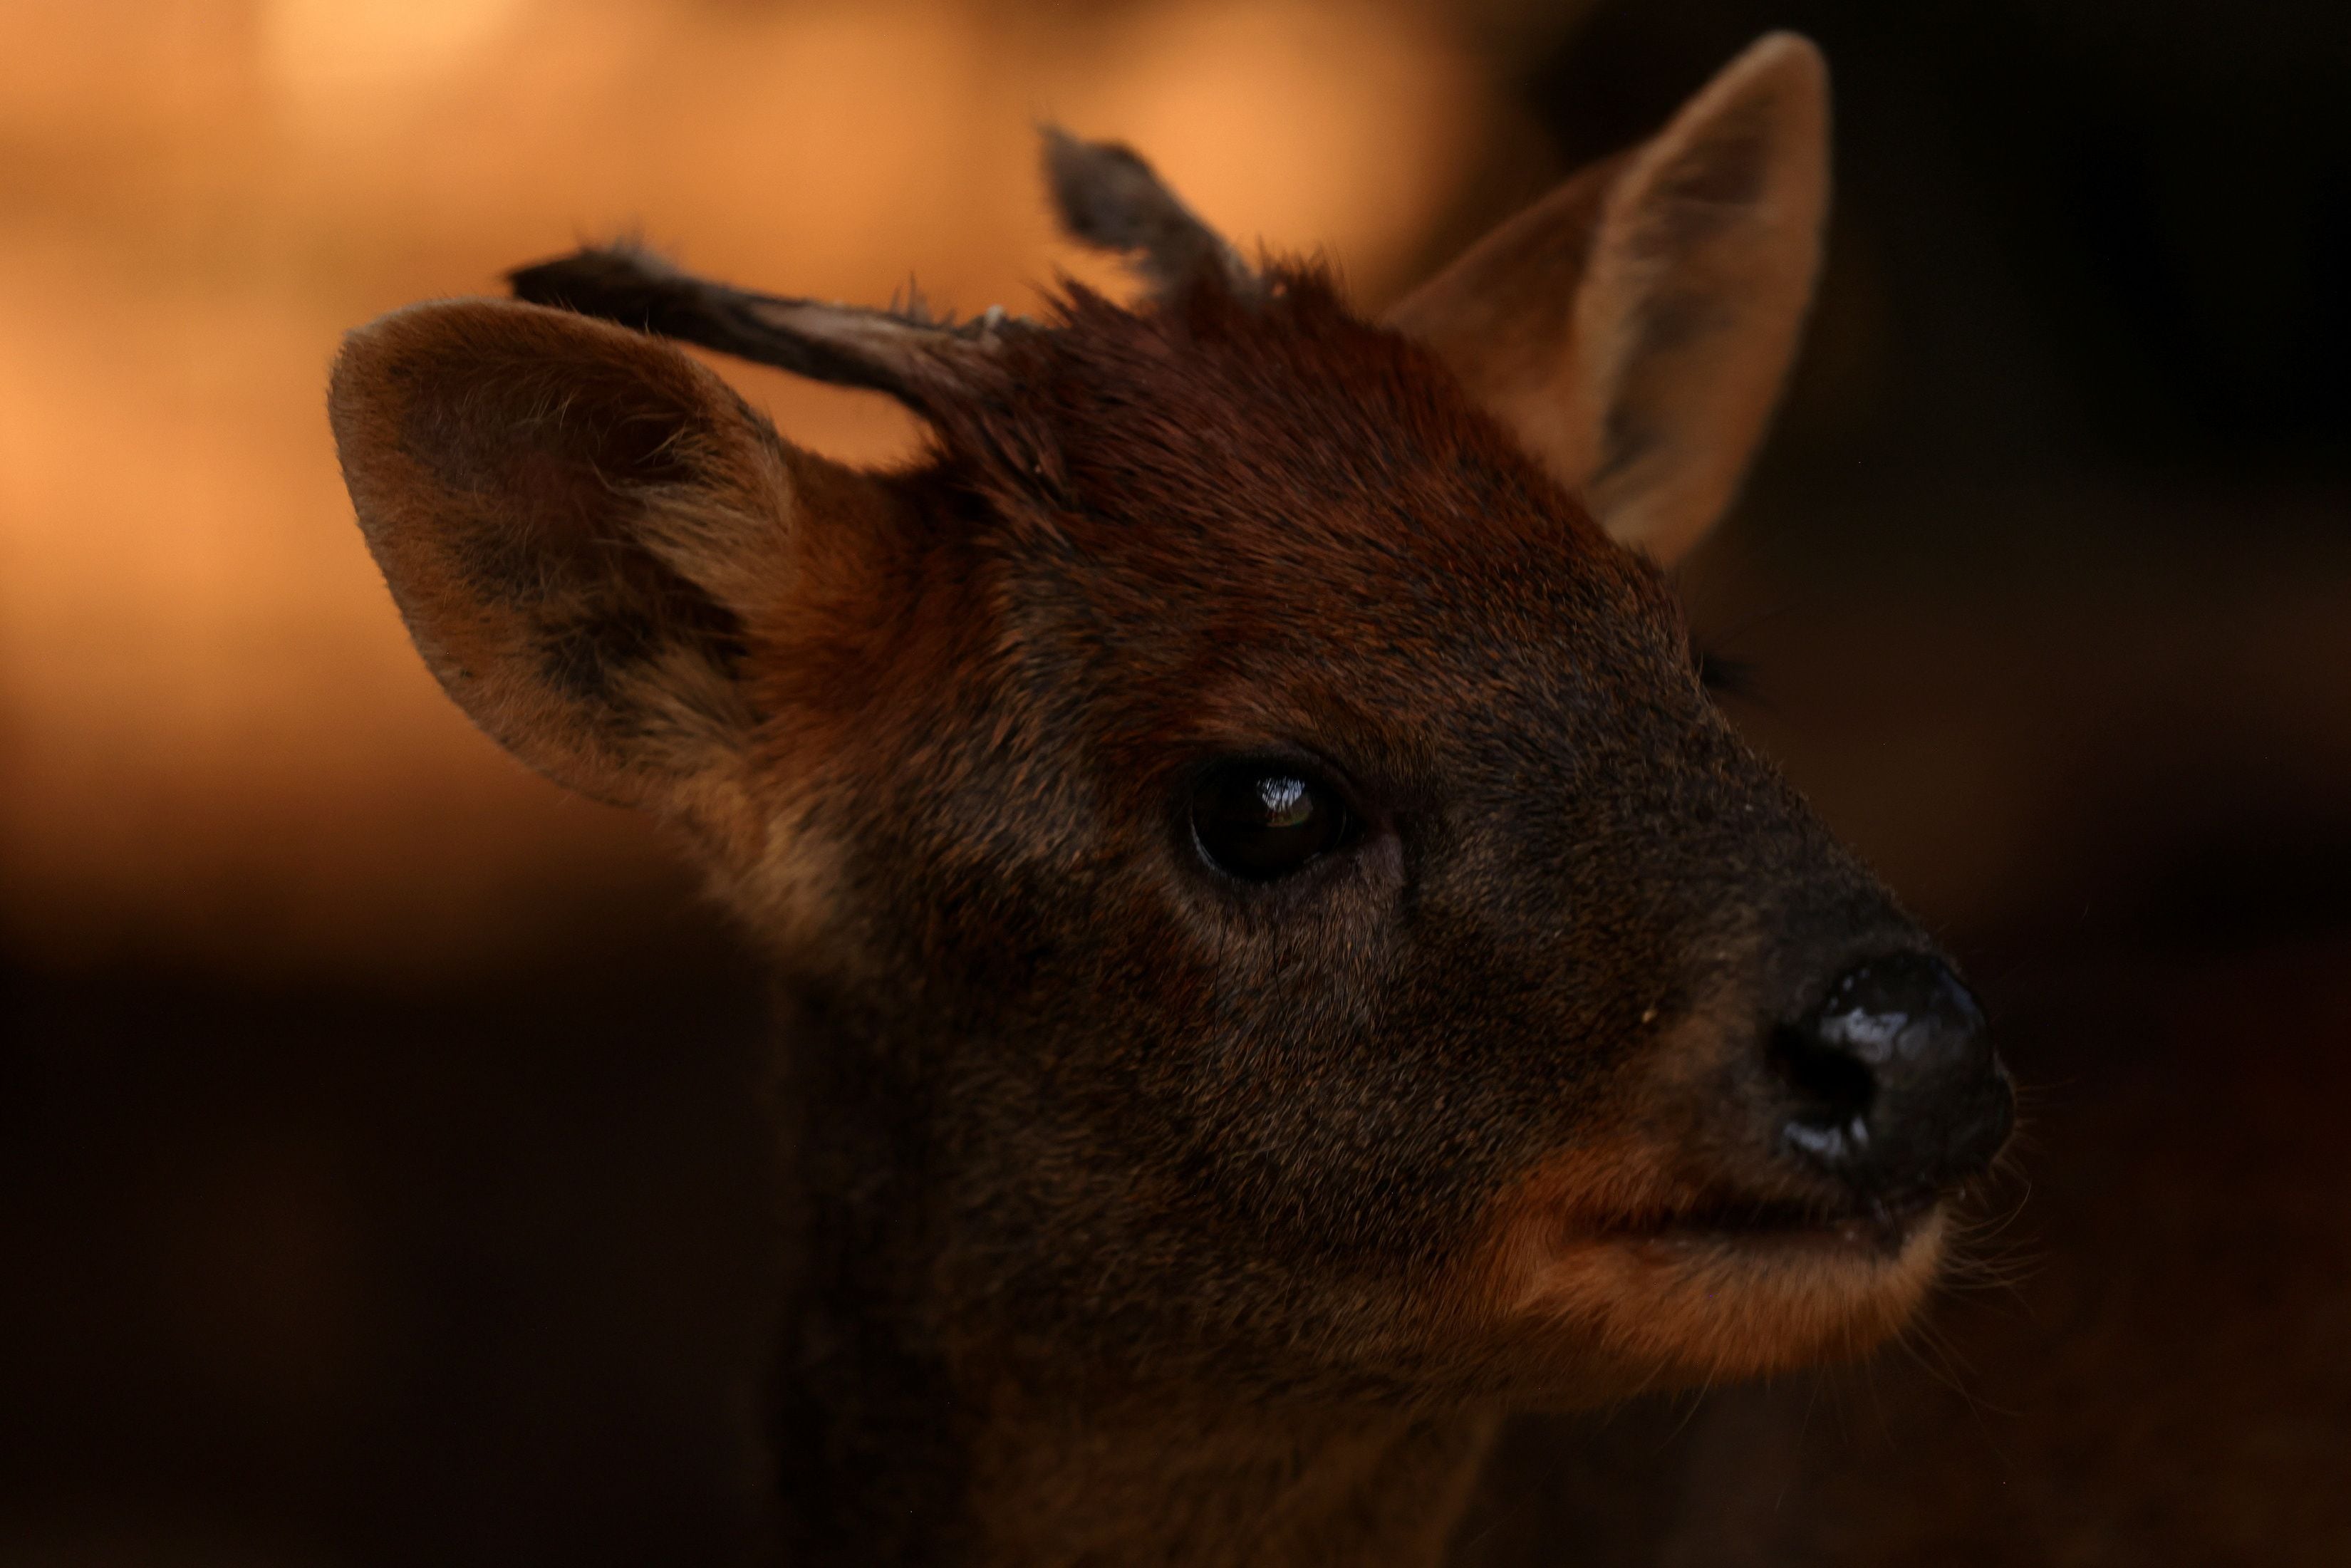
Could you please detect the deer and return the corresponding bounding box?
[326,32,2014,1567]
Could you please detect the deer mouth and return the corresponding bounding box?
[1481,1158,1953,1388]
[1619,1187,1943,1257]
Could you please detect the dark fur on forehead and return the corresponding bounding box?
[923,260,1622,575]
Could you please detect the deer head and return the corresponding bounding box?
[328,33,2012,1564]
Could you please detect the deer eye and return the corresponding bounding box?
[1188,761,1356,881]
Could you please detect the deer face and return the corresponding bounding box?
[330,35,2010,1411]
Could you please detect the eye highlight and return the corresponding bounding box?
[1188,761,1357,881]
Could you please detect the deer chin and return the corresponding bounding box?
[1469,1158,1952,1395]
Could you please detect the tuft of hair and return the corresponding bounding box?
[1039,125,1255,301]
[508,239,687,333]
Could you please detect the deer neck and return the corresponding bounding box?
[957,1394,1499,1568]
[774,1314,1498,1567]
[764,991,1498,1567]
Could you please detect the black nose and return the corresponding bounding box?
[1773,953,2013,1199]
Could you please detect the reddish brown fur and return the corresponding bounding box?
[328,35,2005,1566]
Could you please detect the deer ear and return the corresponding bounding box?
[1386,33,1830,566]
[330,298,837,816]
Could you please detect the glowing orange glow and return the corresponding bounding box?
[0,0,1493,972]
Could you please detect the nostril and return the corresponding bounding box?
[1770,1022,1876,1133]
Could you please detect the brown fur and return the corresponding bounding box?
[326,34,2005,1566]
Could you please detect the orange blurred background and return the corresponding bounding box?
[0,0,1533,976]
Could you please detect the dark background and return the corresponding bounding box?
[6,1,2348,1561]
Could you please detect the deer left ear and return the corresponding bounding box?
[1387,33,1830,567]
[330,299,817,819]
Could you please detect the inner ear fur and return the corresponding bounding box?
[330,298,818,815]
[1387,32,1830,566]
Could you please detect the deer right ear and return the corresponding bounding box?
[330,299,861,819]
[1387,33,1830,567]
